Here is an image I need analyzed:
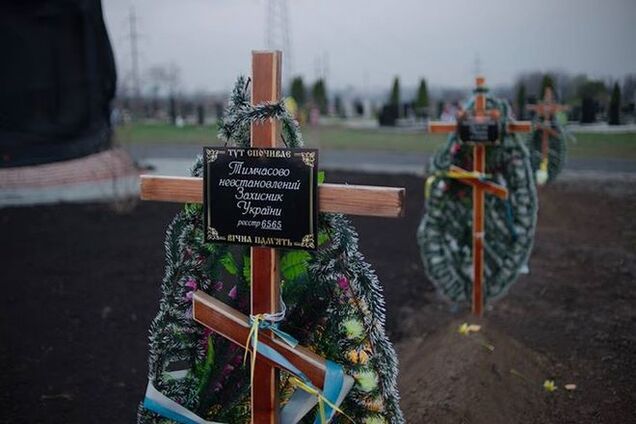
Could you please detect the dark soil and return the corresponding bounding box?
[398,318,556,424]
[1,171,635,423]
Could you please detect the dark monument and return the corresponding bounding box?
[0,0,117,167]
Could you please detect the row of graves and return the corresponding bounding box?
[133,52,570,423]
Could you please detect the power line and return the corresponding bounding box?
[128,6,141,98]
[265,0,292,82]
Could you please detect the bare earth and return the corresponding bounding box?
[1,171,635,423]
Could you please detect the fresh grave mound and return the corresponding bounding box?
[397,318,557,424]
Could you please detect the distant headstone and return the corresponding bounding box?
[197,104,205,126]
[581,97,596,123]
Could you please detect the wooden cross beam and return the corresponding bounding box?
[447,165,508,199]
[140,51,405,423]
[526,87,568,119]
[193,291,328,388]
[527,87,569,177]
[427,76,531,316]
[140,176,404,218]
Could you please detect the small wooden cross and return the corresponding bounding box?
[428,76,531,316]
[140,51,405,423]
[527,87,568,178]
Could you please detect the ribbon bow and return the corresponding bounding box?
[242,303,353,424]
[244,301,298,384]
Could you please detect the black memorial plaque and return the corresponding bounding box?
[203,147,318,250]
[458,118,499,144]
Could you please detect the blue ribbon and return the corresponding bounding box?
[315,360,345,423]
[144,314,349,423]
[143,380,221,424]
[144,339,348,424]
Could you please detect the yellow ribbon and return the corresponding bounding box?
[446,170,488,179]
[244,314,266,386]
[288,376,355,424]
[244,315,354,423]
[425,170,491,198]
[540,158,548,173]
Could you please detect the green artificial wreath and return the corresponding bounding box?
[417,94,538,303]
[137,77,404,424]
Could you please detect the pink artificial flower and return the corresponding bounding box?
[451,142,461,155]
[185,278,198,301]
[337,276,350,291]
[213,281,223,291]
[228,285,238,300]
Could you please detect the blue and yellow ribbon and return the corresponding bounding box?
[147,313,352,424]
[244,314,299,384]
[289,376,354,424]
[243,314,352,424]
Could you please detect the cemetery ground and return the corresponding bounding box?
[2,170,635,423]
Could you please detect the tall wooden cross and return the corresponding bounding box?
[140,51,405,423]
[428,76,531,316]
[527,87,568,181]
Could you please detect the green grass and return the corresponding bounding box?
[115,122,636,160]
[301,126,447,153]
[115,123,218,144]
[567,132,636,159]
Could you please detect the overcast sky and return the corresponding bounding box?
[102,0,636,94]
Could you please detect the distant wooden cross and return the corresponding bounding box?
[527,87,568,182]
[140,51,405,423]
[428,76,531,316]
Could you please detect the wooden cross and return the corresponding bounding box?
[527,87,568,178]
[140,51,405,423]
[428,76,531,316]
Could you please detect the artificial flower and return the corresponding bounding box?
[342,318,365,341]
[228,285,238,299]
[543,379,557,392]
[355,370,379,392]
